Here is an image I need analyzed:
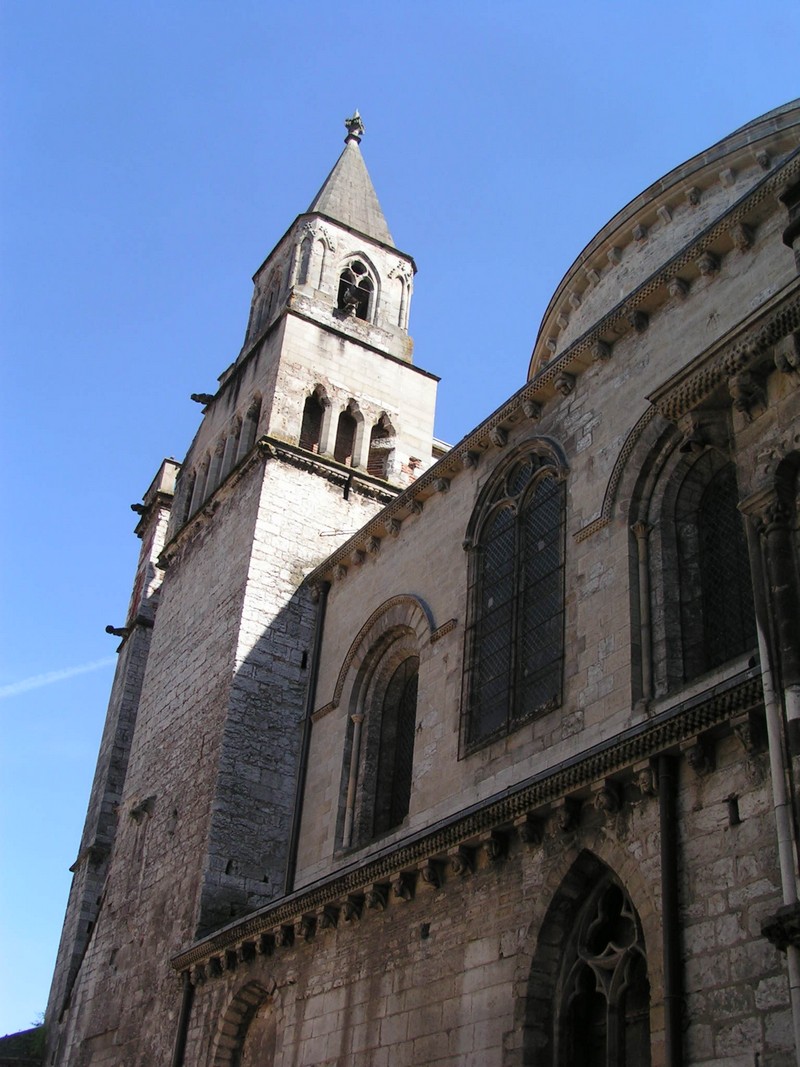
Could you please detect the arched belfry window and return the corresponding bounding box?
[299,387,330,454]
[462,444,566,751]
[367,413,395,479]
[337,260,374,320]
[334,401,363,467]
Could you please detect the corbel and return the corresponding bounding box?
[341,895,363,923]
[681,734,715,777]
[729,222,754,252]
[632,760,657,797]
[554,372,575,397]
[392,872,415,902]
[696,251,720,277]
[677,410,730,455]
[522,398,543,421]
[627,309,649,334]
[461,450,480,468]
[296,915,316,942]
[667,276,689,301]
[365,884,389,911]
[729,370,765,420]
[408,498,424,515]
[592,779,623,815]
[317,905,339,930]
[514,813,543,846]
[548,797,581,836]
[273,924,294,948]
[489,427,507,448]
[418,859,442,890]
[333,563,348,582]
[774,332,800,374]
[236,940,256,964]
[481,830,507,863]
[449,845,474,877]
[224,950,237,972]
[731,710,767,755]
[385,517,401,538]
[591,339,612,362]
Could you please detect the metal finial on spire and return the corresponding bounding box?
[344,110,365,144]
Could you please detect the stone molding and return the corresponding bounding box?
[529,147,800,379]
[171,667,762,976]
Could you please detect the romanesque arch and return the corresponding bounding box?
[210,980,277,1067]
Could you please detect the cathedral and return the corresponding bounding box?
[43,102,800,1065]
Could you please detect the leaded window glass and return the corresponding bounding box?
[464,450,565,749]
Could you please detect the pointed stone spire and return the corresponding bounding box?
[307,112,395,247]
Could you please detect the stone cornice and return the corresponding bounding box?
[647,278,800,421]
[529,146,800,378]
[171,666,762,975]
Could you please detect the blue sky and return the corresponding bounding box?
[1,0,798,1036]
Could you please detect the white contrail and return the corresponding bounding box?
[0,658,116,700]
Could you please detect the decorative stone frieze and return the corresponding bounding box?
[430,618,457,643]
[696,250,720,277]
[489,427,507,448]
[554,371,575,396]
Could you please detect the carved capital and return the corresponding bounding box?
[554,372,575,397]
[740,485,792,534]
[630,520,651,543]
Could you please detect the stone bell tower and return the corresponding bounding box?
[45,114,439,1066]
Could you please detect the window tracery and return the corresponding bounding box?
[462,443,566,751]
[337,260,374,320]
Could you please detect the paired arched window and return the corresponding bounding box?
[463,444,566,750]
[337,260,374,321]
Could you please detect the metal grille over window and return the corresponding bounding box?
[464,448,566,749]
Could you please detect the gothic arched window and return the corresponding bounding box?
[299,389,327,453]
[333,401,362,467]
[337,260,374,320]
[463,444,566,751]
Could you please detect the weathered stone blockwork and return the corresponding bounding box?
[47,105,800,1066]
